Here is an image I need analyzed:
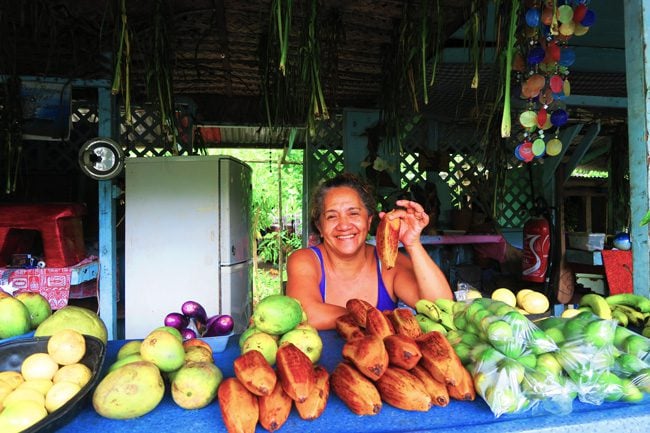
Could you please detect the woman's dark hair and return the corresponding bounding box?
[309,173,377,235]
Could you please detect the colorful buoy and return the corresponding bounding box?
[557,5,574,24]
[526,9,541,27]
[546,138,563,156]
[532,138,546,156]
[519,110,538,128]
[550,75,564,93]
[551,109,568,127]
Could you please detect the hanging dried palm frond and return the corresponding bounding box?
[300,0,329,135]
[144,0,178,154]
[112,0,132,124]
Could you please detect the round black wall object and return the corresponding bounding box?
[78,137,124,180]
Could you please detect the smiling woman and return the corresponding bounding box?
[285,173,453,330]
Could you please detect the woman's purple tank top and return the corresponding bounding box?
[309,246,398,311]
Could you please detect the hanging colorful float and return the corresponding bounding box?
[511,0,597,162]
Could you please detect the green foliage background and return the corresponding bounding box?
[206,148,304,303]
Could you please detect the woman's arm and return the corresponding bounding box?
[381,200,453,306]
[285,248,347,330]
[395,241,453,306]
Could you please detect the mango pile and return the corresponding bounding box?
[238,294,323,365]
[93,326,223,419]
[0,291,52,340]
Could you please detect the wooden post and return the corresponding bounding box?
[624,0,650,297]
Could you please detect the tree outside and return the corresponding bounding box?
[206,148,304,305]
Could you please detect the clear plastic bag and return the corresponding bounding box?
[450,299,571,417]
[472,351,574,418]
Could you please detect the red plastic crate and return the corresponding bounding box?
[0,203,86,268]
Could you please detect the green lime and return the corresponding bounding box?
[471,309,492,328]
[562,317,591,341]
[477,346,505,367]
[544,327,565,345]
[495,341,525,359]
[615,354,649,377]
[453,313,468,331]
[535,352,563,377]
[497,358,526,384]
[453,342,472,365]
[487,320,513,344]
[472,371,492,396]
[495,304,515,317]
[623,335,650,359]
[584,320,615,348]
[598,371,624,402]
[519,353,537,369]
[622,379,644,403]
[503,310,529,330]
[536,317,566,331]
[528,329,557,355]
[460,331,481,347]
[466,302,486,320]
[469,342,491,362]
[613,326,636,349]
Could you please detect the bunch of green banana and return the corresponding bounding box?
[605,293,650,333]
[577,293,613,320]
[414,298,457,334]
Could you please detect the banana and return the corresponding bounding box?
[611,307,629,327]
[438,311,457,331]
[578,293,612,320]
[606,294,650,314]
[415,299,441,322]
[612,305,646,328]
[434,298,456,316]
[415,313,447,334]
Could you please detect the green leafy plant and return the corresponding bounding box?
[257,230,302,265]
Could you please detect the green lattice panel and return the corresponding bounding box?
[496,163,535,228]
[120,107,183,157]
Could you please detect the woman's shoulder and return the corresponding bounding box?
[288,246,319,263]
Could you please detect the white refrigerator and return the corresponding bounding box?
[124,155,253,339]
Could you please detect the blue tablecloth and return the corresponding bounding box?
[59,331,650,433]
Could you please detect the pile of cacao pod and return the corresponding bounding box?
[218,342,329,433]
[332,299,476,415]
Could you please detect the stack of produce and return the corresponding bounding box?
[238,294,323,366]
[440,297,570,417]
[219,294,327,433]
[576,293,650,337]
[417,290,650,418]
[93,325,224,419]
[0,329,92,432]
[0,291,52,339]
[332,299,475,415]
[163,300,234,340]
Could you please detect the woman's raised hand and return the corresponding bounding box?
[379,200,428,248]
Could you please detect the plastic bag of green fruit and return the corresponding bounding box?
[470,347,575,418]
[538,313,646,405]
[453,298,558,360]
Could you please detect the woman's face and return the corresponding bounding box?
[317,186,372,253]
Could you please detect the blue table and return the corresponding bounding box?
[59,331,650,433]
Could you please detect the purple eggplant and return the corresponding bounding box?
[181,300,208,323]
[204,314,234,337]
[180,328,197,340]
[164,312,189,330]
